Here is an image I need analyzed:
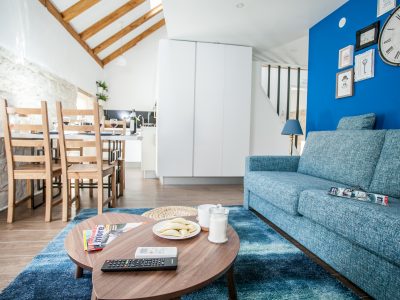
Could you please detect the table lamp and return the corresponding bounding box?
[281,119,303,156]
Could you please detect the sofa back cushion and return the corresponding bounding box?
[369,130,400,198]
[298,130,386,190]
[337,113,376,130]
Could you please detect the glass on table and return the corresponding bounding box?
[63,116,70,126]
[110,118,118,135]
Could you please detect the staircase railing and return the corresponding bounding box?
[261,64,308,148]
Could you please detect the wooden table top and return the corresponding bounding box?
[92,217,240,300]
[64,213,152,271]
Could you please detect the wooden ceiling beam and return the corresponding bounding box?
[80,0,146,41]
[103,19,165,65]
[61,0,100,22]
[93,4,163,55]
[37,0,103,67]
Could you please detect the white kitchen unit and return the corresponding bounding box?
[125,140,142,163]
[141,127,157,178]
[156,39,252,183]
[156,39,196,177]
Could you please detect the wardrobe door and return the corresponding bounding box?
[193,42,224,176]
[222,45,252,176]
[156,39,196,177]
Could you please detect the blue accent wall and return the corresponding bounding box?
[307,0,400,132]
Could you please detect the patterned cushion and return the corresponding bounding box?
[369,130,400,198]
[298,190,400,266]
[244,171,341,215]
[298,130,386,190]
[337,113,376,130]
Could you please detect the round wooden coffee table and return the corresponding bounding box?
[64,213,152,278]
[91,216,240,300]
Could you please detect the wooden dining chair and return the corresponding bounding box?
[56,101,116,222]
[0,99,62,223]
[103,120,126,196]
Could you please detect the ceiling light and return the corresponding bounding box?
[236,2,244,8]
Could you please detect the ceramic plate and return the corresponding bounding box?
[152,220,201,240]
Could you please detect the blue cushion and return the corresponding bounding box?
[298,130,386,190]
[298,190,400,266]
[337,113,376,130]
[244,171,341,216]
[369,130,400,199]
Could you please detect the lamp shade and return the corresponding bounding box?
[281,119,303,136]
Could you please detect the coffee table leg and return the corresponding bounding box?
[227,265,237,300]
[91,290,97,300]
[75,265,83,278]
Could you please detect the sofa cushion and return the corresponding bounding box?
[298,190,400,266]
[245,171,341,216]
[369,130,400,198]
[298,130,386,190]
[337,113,376,130]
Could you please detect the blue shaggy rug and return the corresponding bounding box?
[0,207,357,299]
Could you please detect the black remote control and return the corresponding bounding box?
[101,257,178,272]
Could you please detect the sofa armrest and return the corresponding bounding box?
[245,156,300,173]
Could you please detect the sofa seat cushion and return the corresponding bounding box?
[369,130,400,198]
[298,130,386,190]
[298,190,400,266]
[245,171,341,216]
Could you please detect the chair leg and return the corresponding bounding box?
[45,180,52,222]
[7,178,16,223]
[74,179,80,211]
[26,179,32,209]
[111,170,117,208]
[89,179,93,198]
[97,178,103,215]
[62,176,69,222]
[119,161,125,197]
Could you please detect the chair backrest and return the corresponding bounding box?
[103,120,126,160]
[56,101,103,175]
[0,99,53,175]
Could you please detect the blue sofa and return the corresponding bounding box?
[244,129,400,300]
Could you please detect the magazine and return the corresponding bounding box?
[328,187,389,206]
[83,222,143,252]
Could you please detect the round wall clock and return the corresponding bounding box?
[378,5,400,66]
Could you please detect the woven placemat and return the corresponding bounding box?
[142,206,198,221]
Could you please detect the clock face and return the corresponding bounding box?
[379,6,400,66]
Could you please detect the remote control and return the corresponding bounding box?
[101,257,178,272]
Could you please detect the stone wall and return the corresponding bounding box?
[0,46,78,210]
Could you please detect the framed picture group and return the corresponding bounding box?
[335,0,397,99]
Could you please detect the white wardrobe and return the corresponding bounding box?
[156,39,252,180]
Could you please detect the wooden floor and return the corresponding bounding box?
[0,166,243,291]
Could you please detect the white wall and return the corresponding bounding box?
[103,27,168,111]
[0,0,103,95]
[250,61,290,155]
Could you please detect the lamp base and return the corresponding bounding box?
[289,135,294,156]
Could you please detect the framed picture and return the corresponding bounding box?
[336,68,354,99]
[354,49,375,82]
[338,45,354,69]
[377,0,396,17]
[356,21,380,51]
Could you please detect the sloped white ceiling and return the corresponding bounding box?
[162,0,348,66]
